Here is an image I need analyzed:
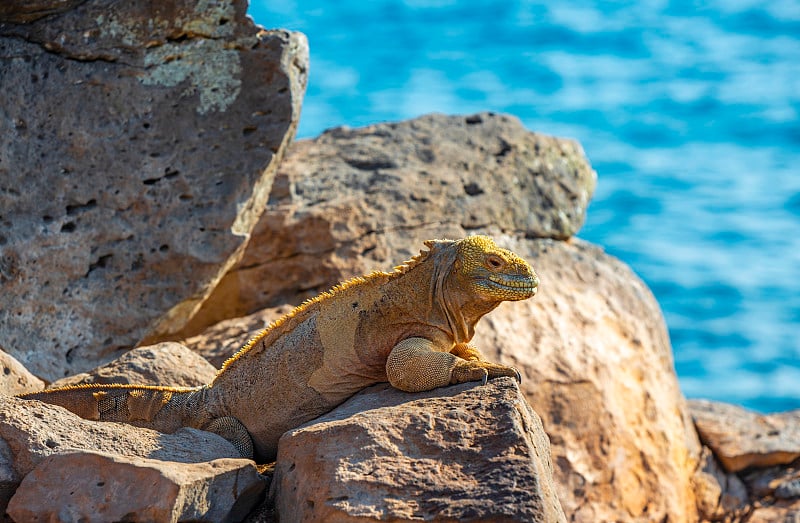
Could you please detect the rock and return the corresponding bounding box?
[0,438,16,514]
[743,459,800,499]
[271,378,566,523]
[178,112,596,335]
[747,500,800,523]
[0,396,240,478]
[0,0,308,381]
[6,451,264,523]
[689,399,800,473]
[693,446,749,522]
[0,349,44,396]
[183,305,292,369]
[49,341,217,389]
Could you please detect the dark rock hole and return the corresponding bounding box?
[61,222,76,233]
[463,182,485,196]
[465,114,483,125]
[66,199,97,216]
[3,367,10,375]
[85,254,113,277]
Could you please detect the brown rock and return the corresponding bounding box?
[272,378,566,523]
[49,341,217,389]
[468,237,702,522]
[0,349,44,396]
[747,500,800,523]
[0,396,239,478]
[693,446,749,522]
[0,0,308,381]
[183,305,292,369]
[179,112,596,335]
[743,458,800,499]
[690,399,800,473]
[7,451,264,523]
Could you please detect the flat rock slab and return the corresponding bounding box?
[272,377,566,523]
[0,396,240,480]
[7,451,264,523]
[0,0,308,380]
[180,112,597,334]
[690,399,800,473]
[49,341,218,389]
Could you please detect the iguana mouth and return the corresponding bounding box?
[486,274,538,297]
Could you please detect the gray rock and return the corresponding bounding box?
[0,0,308,380]
[271,377,566,523]
[180,112,597,334]
[49,341,218,389]
[6,451,265,523]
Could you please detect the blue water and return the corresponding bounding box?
[250,1,800,413]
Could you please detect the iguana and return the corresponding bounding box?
[20,236,538,462]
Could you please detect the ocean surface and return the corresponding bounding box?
[250,1,800,413]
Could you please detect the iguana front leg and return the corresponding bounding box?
[386,337,521,393]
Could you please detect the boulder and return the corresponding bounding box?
[271,378,566,523]
[0,349,44,396]
[689,399,800,472]
[0,0,308,380]
[0,394,245,513]
[178,112,596,335]
[49,341,218,389]
[0,395,240,479]
[7,451,264,523]
[183,305,292,369]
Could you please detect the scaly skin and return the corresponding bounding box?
[20,236,538,462]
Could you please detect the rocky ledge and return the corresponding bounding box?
[1,0,799,522]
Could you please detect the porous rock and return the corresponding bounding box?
[0,0,308,380]
[6,451,264,523]
[466,237,702,522]
[271,377,566,523]
[692,446,749,522]
[49,341,217,389]
[0,395,240,480]
[689,399,800,473]
[0,394,243,513]
[179,112,596,334]
[0,348,44,396]
[183,305,292,369]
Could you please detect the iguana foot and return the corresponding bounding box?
[450,359,522,385]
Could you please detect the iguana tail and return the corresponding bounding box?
[18,384,255,459]
[18,383,198,433]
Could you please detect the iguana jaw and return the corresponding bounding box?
[484,272,539,300]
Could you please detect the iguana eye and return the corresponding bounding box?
[486,255,503,269]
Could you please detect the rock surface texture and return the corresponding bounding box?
[272,378,566,523]
[0,0,308,380]
[0,349,44,396]
[7,452,264,523]
[690,399,800,473]
[49,341,218,389]
[0,395,243,513]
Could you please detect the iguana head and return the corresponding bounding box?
[427,235,538,303]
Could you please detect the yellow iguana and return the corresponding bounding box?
[19,236,538,462]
